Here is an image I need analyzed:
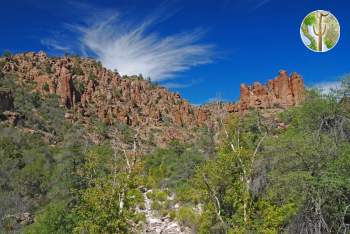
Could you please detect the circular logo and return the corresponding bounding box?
[300,10,340,52]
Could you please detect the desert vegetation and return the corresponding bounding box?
[1,57,350,233]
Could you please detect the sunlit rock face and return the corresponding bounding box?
[229,70,305,112]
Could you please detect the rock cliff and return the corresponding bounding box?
[0,52,305,148]
[228,70,305,112]
[0,52,221,148]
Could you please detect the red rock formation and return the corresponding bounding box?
[0,52,218,148]
[0,52,305,147]
[232,70,305,112]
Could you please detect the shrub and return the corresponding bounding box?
[42,83,50,92]
[117,123,136,144]
[177,206,197,228]
[155,190,168,202]
[3,50,12,57]
[44,64,53,74]
[30,92,42,108]
[73,79,85,94]
[72,63,84,76]
[95,121,109,137]
[88,71,97,81]
[151,201,162,210]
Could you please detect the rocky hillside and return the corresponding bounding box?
[0,52,305,149]
[0,52,224,149]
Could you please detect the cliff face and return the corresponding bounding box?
[228,70,305,112]
[0,52,221,147]
[1,52,211,127]
[0,52,305,147]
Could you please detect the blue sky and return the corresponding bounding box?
[1,0,350,104]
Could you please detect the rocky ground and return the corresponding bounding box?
[139,190,192,234]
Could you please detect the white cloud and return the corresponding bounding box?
[162,79,199,89]
[207,96,227,103]
[162,82,192,89]
[253,0,272,10]
[51,10,214,82]
[309,81,341,94]
[41,38,71,52]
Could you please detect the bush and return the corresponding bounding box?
[30,92,42,108]
[144,141,205,189]
[177,206,197,228]
[117,123,136,144]
[151,201,162,211]
[154,190,168,202]
[24,202,74,234]
[3,50,12,57]
[72,63,84,76]
[42,83,50,92]
[45,64,53,74]
[95,121,109,137]
[73,79,85,94]
[88,71,97,81]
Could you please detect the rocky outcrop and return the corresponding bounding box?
[1,52,212,128]
[0,52,223,148]
[0,52,305,147]
[229,70,305,112]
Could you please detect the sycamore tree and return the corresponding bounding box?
[193,112,294,233]
[71,134,145,234]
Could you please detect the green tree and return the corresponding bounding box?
[71,142,144,233]
[265,90,350,233]
[193,112,277,233]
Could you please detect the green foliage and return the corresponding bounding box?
[144,140,205,189]
[304,14,316,25]
[72,62,84,76]
[71,144,144,233]
[191,111,302,232]
[45,63,53,74]
[177,206,198,228]
[301,23,317,51]
[117,123,136,144]
[265,90,350,233]
[0,73,87,233]
[73,78,85,94]
[1,60,350,233]
[325,38,334,49]
[42,82,50,92]
[0,126,85,233]
[253,200,297,233]
[95,121,109,137]
[3,50,12,57]
[25,202,75,234]
[88,71,97,81]
[147,189,168,202]
[0,73,69,139]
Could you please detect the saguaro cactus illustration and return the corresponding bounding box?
[313,11,329,51]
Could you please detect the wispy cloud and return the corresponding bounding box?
[42,7,214,82]
[162,79,200,89]
[41,38,71,52]
[309,81,341,94]
[253,0,272,10]
[207,93,228,103]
